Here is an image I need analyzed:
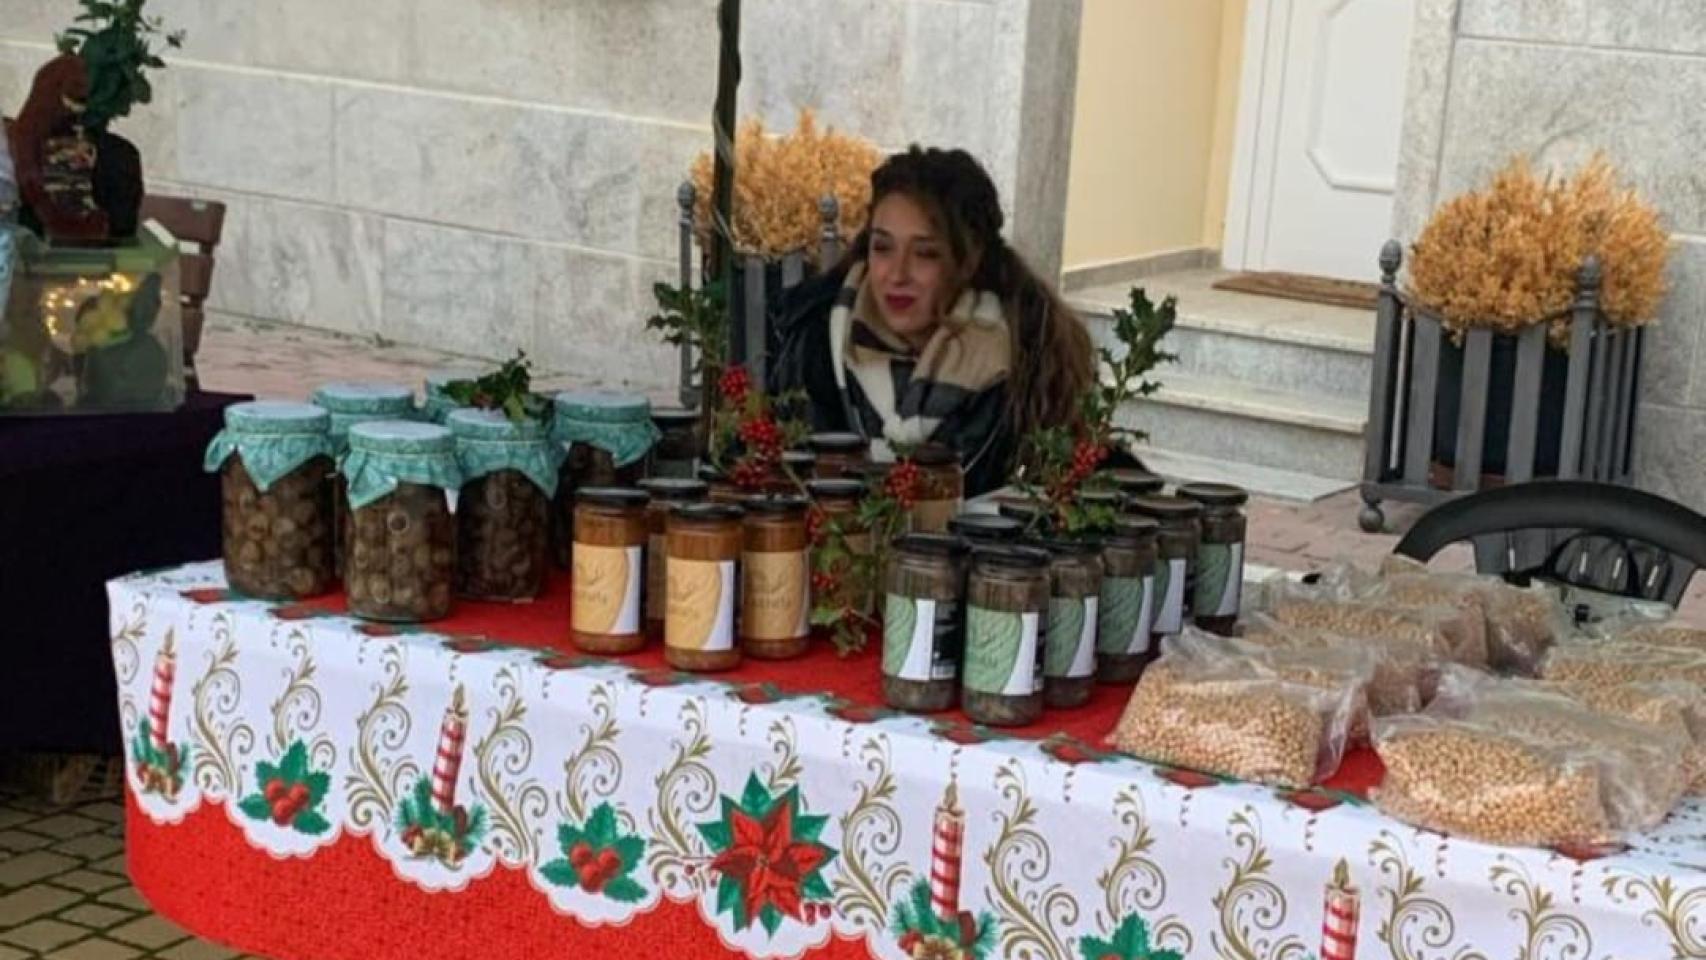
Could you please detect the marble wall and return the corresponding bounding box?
[1392,0,1706,510]
[0,0,1082,395]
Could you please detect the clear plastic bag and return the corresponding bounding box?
[1109,629,1369,788]
[1239,613,1426,720]
[1373,556,1557,674]
[1263,583,1489,672]
[1542,639,1706,689]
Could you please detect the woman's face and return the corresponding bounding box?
[867,193,954,344]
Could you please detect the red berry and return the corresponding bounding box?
[578,863,605,892]
[684,863,698,877]
[569,841,594,868]
[286,783,310,808]
[264,778,287,804]
[271,798,295,825]
[596,848,622,877]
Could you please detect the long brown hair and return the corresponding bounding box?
[846,146,1095,444]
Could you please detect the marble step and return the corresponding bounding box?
[1129,447,1357,502]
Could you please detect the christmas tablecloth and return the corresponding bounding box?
[113,562,1706,960]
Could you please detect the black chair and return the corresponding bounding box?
[1393,480,1706,606]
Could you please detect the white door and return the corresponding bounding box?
[1226,0,1415,281]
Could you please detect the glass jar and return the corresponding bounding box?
[1075,489,1125,519]
[882,533,968,712]
[1178,483,1250,634]
[1104,468,1165,501]
[572,487,650,653]
[948,513,1024,547]
[963,546,1051,727]
[909,443,964,533]
[740,496,813,660]
[1097,517,1159,684]
[640,478,708,639]
[1126,495,1203,643]
[1036,539,1103,709]
[699,464,747,506]
[447,410,559,602]
[342,422,462,623]
[806,478,871,616]
[666,503,744,672]
[650,407,702,480]
[808,432,869,480]
[996,498,1053,535]
[314,382,417,578]
[780,450,817,486]
[550,391,659,568]
[206,402,336,600]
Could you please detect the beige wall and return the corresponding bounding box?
[1063,0,1246,272]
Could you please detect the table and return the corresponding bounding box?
[113,563,1706,960]
[0,391,245,753]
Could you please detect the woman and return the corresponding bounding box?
[769,146,1095,496]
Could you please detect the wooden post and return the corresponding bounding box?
[1403,315,1441,487]
[1452,328,1493,491]
[1558,257,1602,480]
[1504,325,1547,484]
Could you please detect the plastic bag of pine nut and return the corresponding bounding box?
[1108,630,1370,788]
[1260,587,1490,676]
[1239,613,1432,719]
[1370,556,1560,675]
[1541,639,1706,690]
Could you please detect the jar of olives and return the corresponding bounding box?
[882,533,969,712]
[1097,517,1159,684]
[666,503,744,672]
[806,478,870,616]
[963,546,1051,727]
[1178,483,1249,634]
[640,478,708,639]
[741,496,813,660]
[1126,496,1203,643]
[1104,469,1165,500]
[204,401,337,599]
[447,409,560,602]
[948,513,1025,547]
[808,432,869,480]
[996,498,1053,535]
[313,382,417,577]
[573,487,650,653]
[341,421,464,622]
[550,392,660,567]
[910,443,963,533]
[1036,538,1103,709]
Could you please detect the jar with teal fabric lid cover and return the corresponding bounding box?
[549,391,658,569]
[421,368,482,425]
[204,401,337,600]
[343,421,462,622]
[312,382,416,451]
[448,409,560,601]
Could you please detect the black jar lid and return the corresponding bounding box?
[671,501,745,522]
[651,406,700,429]
[577,486,650,508]
[909,442,958,467]
[1103,516,1160,545]
[894,532,969,557]
[1104,468,1166,495]
[1126,495,1204,520]
[972,544,1051,570]
[783,450,817,471]
[1076,490,1125,510]
[742,493,810,515]
[805,477,866,499]
[640,477,709,501]
[1032,536,1104,557]
[996,499,1051,525]
[808,432,868,453]
[948,513,1025,540]
[697,463,729,484]
[1176,482,1250,508]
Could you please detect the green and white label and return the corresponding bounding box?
[1152,558,1187,635]
[1099,575,1156,656]
[965,606,1042,696]
[883,594,960,682]
[1046,596,1099,679]
[1193,542,1245,618]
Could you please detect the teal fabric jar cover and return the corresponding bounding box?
[342,421,465,511]
[447,408,564,498]
[312,382,418,452]
[551,391,661,469]
[203,401,337,492]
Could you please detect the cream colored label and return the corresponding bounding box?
[741,549,810,640]
[667,558,736,652]
[572,545,642,635]
[645,533,667,622]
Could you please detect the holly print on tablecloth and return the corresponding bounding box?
[1078,914,1183,960]
[130,720,189,801]
[697,773,837,937]
[889,879,997,960]
[238,740,331,834]
[396,776,487,868]
[542,802,646,902]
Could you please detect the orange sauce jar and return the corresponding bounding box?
[571,487,648,654]
[640,478,708,640]
[740,496,812,660]
[665,503,744,671]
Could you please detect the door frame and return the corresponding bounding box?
[1222,0,1290,272]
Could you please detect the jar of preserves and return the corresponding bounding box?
[741,496,813,660]
[909,443,963,533]
[948,512,1024,546]
[1178,483,1249,634]
[781,450,817,485]
[1097,517,1159,684]
[1075,489,1125,518]
[808,432,869,480]
[640,478,708,639]
[204,401,337,599]
[1036,538,1103,709]
[882,533,968,712]
[447,409,561,602]
[313,382,417,578]
[996,498,1053,535]
[698,464,747,505]
[963,546,1051,727]
[650,407,702,480]
[550,392,660,567]
[666,503,744,672]
[1126,496,1203,643]
[1104,468,1165,501]
[806,478,871,616]
[342,421,464,622]
[572,487,650,653]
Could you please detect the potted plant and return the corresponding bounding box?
[1407,156,1669,480]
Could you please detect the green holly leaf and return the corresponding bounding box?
[541,859,579,888]
[557,822,585,853]
[802,871,831,901]
[304,771,330,807]
[614,835,645,872]
[717,874,746,930]
[759,903,784,937]
[238,794,272,822]
[740,774,773,818]
[293,810,331,836]
[1079,934,1115,960]
[604,876,646,904]
[795,812,829,844]
[585,803,619,848]
[255,759,279,788]
[699,818,731,852]
[279,741,309,782]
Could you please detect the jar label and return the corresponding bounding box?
[572,544,642,636]
[741,549,810,641]
[1194,542,1245,618]
[964,606,1042,696]
[882,595,961,682]
[1098,575,1157,655]
[1153,557,1188,635]
[645,533,667,622]
[1046,596,1099,679]
[666,558,736,652]
[910,498,959,534]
